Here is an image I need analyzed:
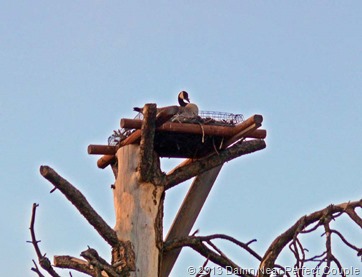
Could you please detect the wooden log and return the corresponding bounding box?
[222,123,261,149]
[232,114,262,133]
[246,129,266,139]
[88,129,266,157]
[114,145,164,276]
[97,105,179,169]
[121,119,236,137]
[88,145,117,155]
[97,155,117,169]
[120,114,263,138]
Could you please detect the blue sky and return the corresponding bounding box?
[1,1,361,276]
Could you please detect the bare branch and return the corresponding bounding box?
[28,203,60,277]
[53,255,95,276]
[330,229,361,252]
[39,165,119,247]
[258,199,362,277]
[164,235,259,277]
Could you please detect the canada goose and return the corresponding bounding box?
[133,91,198,116]
[178,91,199,117]
[178,91,190,107]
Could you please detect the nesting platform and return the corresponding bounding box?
[88,105,266,168]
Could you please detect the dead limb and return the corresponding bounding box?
[162,139,266,190]
[28,203,60,277]
[53,256,96,276]
[39,165,119,247]
[164,234,261,277]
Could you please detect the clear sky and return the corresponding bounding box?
[1,1,361,276]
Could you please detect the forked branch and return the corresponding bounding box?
[258,200,362,277]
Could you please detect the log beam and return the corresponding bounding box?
[88,129,266,156]
[161,165,223,277]
[120,114,263,138]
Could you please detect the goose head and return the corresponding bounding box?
[178,91,190,107]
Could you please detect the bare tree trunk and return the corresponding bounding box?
[113,144,164,276]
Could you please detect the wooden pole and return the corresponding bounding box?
[160,165,223,277]
[113,145,164,276]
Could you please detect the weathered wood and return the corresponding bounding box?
[222,123,261,149]
[139,104,157,182]
[121,119,237,136]
[89,128,266,157]
[97,106,179,169]
[120,114,263,138]
[233,114,263,133]
[246,129,266,139]
[161,165,222,277]
[88,145,117,155]
[113,145,164,276]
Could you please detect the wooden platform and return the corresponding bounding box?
[88,107,266,168]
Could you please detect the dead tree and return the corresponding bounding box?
[29,104,362,276]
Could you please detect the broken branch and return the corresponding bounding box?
[39,165,119,247]
[53,256,95,276]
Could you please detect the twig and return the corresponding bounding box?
[31,260,45,277]
[330,229,360,252]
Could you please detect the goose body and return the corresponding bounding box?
[133,90,199,117]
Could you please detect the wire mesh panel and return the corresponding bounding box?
[200,111,244,124]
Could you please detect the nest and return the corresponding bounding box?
[109,111,243,159]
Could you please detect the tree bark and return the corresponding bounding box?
[113,145,164,276]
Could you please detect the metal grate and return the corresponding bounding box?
[200,111,244,124]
